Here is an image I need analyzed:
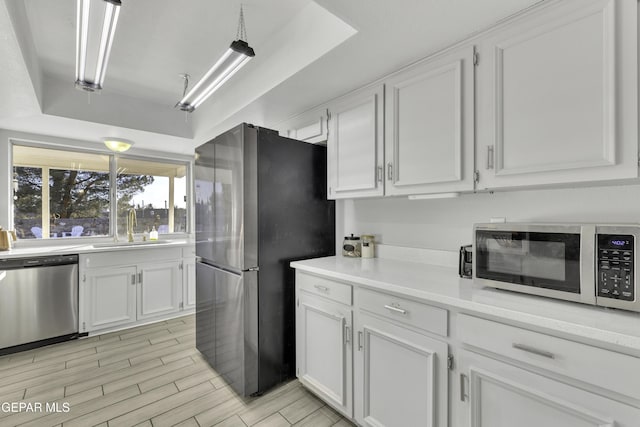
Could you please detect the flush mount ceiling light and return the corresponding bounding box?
[103,138,134,152]
[75,0,122,92]
[176,5,255,113]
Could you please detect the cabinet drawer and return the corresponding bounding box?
[357,288,448,337]
[458,314,640,400]
[297,273,352,306]
[82,247,182,269]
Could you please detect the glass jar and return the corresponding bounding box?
[342,234,361,257]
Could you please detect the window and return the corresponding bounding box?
[12,144,189,240]
[116,157,187,238]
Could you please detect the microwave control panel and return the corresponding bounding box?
[597,234,634,301]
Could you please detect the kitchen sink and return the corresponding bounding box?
[92,240,172,249]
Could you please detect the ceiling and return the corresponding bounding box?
[0,0,545,154]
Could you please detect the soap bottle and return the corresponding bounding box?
[149,226,158,241]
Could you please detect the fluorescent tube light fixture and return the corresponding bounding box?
[103,138,134,152]
[177,6,255,113]
[75,0,122,92]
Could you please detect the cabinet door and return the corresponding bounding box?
[183,257,196,310]
[354,311,448,427]
[458,349,640,427]
[280,106,329,144]
[327,84,384,199]
[385,45,475,196]
[137,261,182,320]
[297,291,353,417]
[84,266,136,332]
[476,0,638,189]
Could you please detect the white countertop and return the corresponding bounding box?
[0,239,194,259]
[291,256,640,355]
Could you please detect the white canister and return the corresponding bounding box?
[361,234,375,258]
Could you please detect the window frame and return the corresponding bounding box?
[9,138,193,245]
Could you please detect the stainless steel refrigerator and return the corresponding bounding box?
[194,123,335,396]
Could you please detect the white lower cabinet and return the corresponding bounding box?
[295,268,640,427]
[79,247,195,334]
[354,310,448,427]
[84,266,137,331]
[457,314,640,427]
[137,261,182,320]
[458,349,640,427]
[182,256,196,309]
[296,290,353,417]
[295,271,449,426]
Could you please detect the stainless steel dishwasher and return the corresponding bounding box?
[0,254,79,354]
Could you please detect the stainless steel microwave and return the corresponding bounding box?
[473,223,640,312]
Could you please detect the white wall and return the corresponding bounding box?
[338,183,640,251]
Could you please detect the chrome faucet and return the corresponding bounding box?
[127,208,137,242]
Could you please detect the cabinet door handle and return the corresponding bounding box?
[138,272,143,284]
[131,274,136,285]
[358,331,363,351]
[486,145,494,169]
[344,325,350,345]
[387,163,393,180]
[314,285,329,293]
[377,166,383,183]
[512,343,555,359]
[460,373,469,401]
[384,304,407,315]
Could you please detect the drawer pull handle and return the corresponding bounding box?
[314,285,329,293]
[512,343,555,359]
[384,304,407,315]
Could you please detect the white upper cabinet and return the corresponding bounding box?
[327,84,384,199]
[280,106,329,144]
[476,0,638,190]
[385,45,475,196]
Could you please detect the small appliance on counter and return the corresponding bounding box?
[474,222,640,313]
[459,244,472,278]
[343,234,361,257]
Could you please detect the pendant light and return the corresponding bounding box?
[176,5,255,112]
[75,0,122,92]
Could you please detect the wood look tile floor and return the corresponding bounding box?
[0,315,354,427]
